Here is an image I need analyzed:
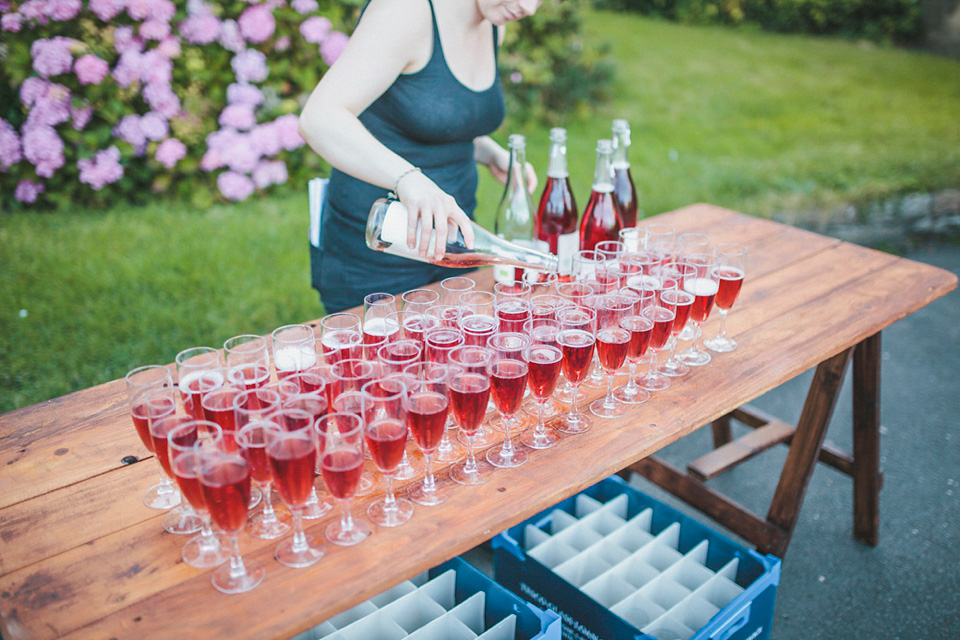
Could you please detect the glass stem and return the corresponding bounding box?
[291,509,307,552]
[423,454,436,493]
[604,372,616,408]
[501,418,515,456]
[535,401,546,436]
[624,361,639,395]
[716,309,729,339]
[382,475,397,511]
[339,499,354,532]
[227,533,247,580]
[200,514,219,549]
[156,461,175,492]
[569,384,581,419]
[260,483,277,523]
[464,439,478,474]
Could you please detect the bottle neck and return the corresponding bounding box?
[546,141,569,179]
[592,148,614,192]
[612,130,630,169]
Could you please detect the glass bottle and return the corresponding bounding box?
[611,118,638,228]
[579,139,624,253]
[536,127,579,280]
[365,198,558,274]
[493,134,537,285]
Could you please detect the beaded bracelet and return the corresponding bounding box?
[391,166,422,197]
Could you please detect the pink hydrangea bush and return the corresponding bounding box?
[1,0,354,210]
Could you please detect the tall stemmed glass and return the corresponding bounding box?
[521,317,563,421]
[486,332,531,468]
[556,306,597,434]
[317,412,370,545]
[440,276,475,306]
[145,390,202,535]
[523,269,559,297]
[614,310,654,405]
[234,387,281,430]
[458,291,498,347]
[704,243,747,353]
[168,419,230,567]
[403,362,454,506]
[271,323,318,381]
[125,364,181,509]
[176,346,223,421]
[643,223,675,252]
[635,305,676,392]
[589,293,634,418]
[376,339,424,479]
[388,309,439,358]
[447,347,494,485]
[363,292,399,345]
[224,334,270,397]
[362,377,415,526]
[494,295,532,335]
[320,313,362,365]
[237,419,291,539]
[521,341,563,449]
[678,254,719,366]
[197,443,265,594]
[402,288,440,314]
[278,393,335,518]
[424,323,466,464]
[266,421,325,567]
[658,288,695,378]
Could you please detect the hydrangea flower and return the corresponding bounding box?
[71,104,94,131]
[90,0,124,22]
[0,119,22,170]
[115,114,146,147]
[231,49,268,83]
[219,104,256,130]
[139,112,169,141]
[31,37,76,78]
[320,31,349,66]
[217,170,255,201]
[274,35,290,52]
[113,25,141,54]
[252,159,287,188]
[239,4,275,44]
[78,146,124,190]
[200,147,223,171]
[46,0,82,21]
[275,113,304,151]
[126,0,152,21]
[291,0,318,14]
[155,138,186,169]
[227,83,264,107]
[140,19,171,42]
[74,54,109,85]
[20,77,50,107]
[140,50,173,85]
[22,125,65,177]
[157,36,181,59]
[219,19,245,53]
[15,180,44,203]
[143,83,181,119]
[249,121,281,157]
[300,16,330,44]
[150,0,176,22]
[112,49,143,88]
[19,0,49,24]
[180,13,220,45]
[26,87,71,128]
[2,12,23,31]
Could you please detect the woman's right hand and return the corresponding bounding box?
[396,170,475,262]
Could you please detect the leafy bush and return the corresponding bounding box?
[591,0,922,43]
[0,0,610,212]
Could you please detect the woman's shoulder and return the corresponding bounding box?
[359,0,433,40]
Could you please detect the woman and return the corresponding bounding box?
[298,0,541,313]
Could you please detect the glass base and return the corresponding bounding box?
[301,486,335,519]
[162,507,202,534]
[589,397,629,418]
[581,372,607,389]
[522,396,561,420]
[394,448,424,480]
[637,373,671,392]
[211,558,265,594]
[368,497,415,527]
[677,348,712,366]
[247,508,291,540]
[450,457,494,485]
[704,334,737,353]
[354,469,380,497]
[557,411,592,434]
[326,516,371,546]
[434,433,466,464]
[613,384,650,405]
[182,531,230,568]
[142,482,181,510]
[678,324,695,341]
[520,426,559,449]
[248,485,262,510]
[276,534,325,567]
[459,424,498,448]
[554,383,587,404]
[487,444,528,468]
[659,358,689,378]
[408,476,453,506]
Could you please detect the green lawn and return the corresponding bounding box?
[3,10,960,412]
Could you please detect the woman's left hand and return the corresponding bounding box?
[488,161,538,195]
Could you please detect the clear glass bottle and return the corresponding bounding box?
[536,127,579,280]
[493,134,537,284]
[365,198,558,274]
[579,139,624,252]
[611,118,638,228]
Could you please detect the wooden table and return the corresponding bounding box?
[0,205,954,639]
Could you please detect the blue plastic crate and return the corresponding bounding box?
[492,476,780,640]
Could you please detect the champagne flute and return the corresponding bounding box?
[523,269,559,297]
[458,290,498,347]
[678,253,719,366]
[486,332,531,468]
[658,288,695,378]
[176,346,223,421]
[704,243,747,353]
[168,419,231,568]
[556,306,597,434]
[440,276,475,306]
[494,296,532,334]
[197,442,265,594]
[319,313,362,365]
[402,288,440,314]
[643,223,675,252]
[613,312,654,405]
[362,292,399,345]
[423,324,466,464]
[530,293,568,322]
[317,412,371,545]
[146,390,202,535]
[277,393,335,519]
[377,338,422,373]
[403,362,454,506]
[589,293,634,418]
[520,342,563,449]
[572,249,605,282]
[271,323,319,382]
[447,347,495,484]
[362,377,415,526]
[329,357,374,405]
[237,419,291,539]
[493,280,531,300]
[387,309,439,356]
[267,421,325,567]
[635,305,676,392]
[234,387,281,430]
[125,364,181,509]
[331,389,381,497]
[224,334,270,397]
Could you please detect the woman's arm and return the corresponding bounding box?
[298,0,474,260]
[474,135,539,194]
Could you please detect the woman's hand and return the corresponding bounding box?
[396,170,475,262]
[475,136,538,194]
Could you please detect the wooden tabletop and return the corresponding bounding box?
[1,204,955,640]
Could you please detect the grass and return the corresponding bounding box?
[3,10,960,413]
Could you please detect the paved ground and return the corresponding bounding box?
[467,241,960,639]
